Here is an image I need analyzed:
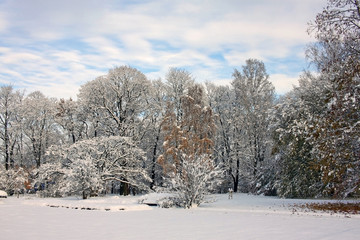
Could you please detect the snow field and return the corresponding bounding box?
[1,193,359,240]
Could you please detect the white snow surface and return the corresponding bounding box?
[0,190,7,198]
[1,193,359,240]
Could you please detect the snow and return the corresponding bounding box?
[0,190,7,198]
[1,193,359,240]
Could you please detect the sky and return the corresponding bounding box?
[0,0,327,99]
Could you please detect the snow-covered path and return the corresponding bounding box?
[1,194,359,240]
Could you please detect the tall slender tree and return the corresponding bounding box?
[0,86,23,170]
[231,59,275,193]
[21,91,58,168]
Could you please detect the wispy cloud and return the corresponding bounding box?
[0,0,326,98]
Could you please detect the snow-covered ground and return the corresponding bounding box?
[1,193,359,240]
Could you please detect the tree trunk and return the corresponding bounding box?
[72,133,76,144]
[82,190,87,199]
[234,158,240,192]
[120,182,130,196]
[4,136,9,170]
[150,132,160,190]
[233,174,239,193]
[4,114,9,170]
[10,141,15,168]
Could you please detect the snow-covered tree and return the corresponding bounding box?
[306,0,360,197]
[0,164,27,195]
[164,68,194,122]
[35,158,65,197]
[78,66,152,139]
[63,157,103,199]
[271,78,325,198]
[205,83,242,192]
[159,84,216,174]
[159,84,223,207]
[77,77,106,138]
[21,91,60,168]
[271,0,360,198]
[97,136,151,195]
[141,79,167,189]
[55,98,87,144]
[37,136,150,197]
[231,59,275,193]
[0,86,23,169]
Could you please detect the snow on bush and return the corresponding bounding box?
[35,136,151,199]
[61,157,104,199]
[164,154,224,208]
[0,190,8,198]
[0,165,27,195]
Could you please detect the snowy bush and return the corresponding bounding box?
[35,161,66,197]
[157,197,177,208]
[0,165,27,195]
[165,154,224,208]
[61,157,104,199]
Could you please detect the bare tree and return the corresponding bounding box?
[0,86,23,169]
[205,83,240,192]
[55,98,87,144]
[231,59,275,193]
[164,68,194,122]
[78,66,152,139]
[21,91,58,168]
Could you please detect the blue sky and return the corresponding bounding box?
[0,0,326,99]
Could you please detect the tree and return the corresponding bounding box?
[272,0,360,198]
[159,84,216,174]
[231,59,275,193]
[271,77,326,198]
[21,91,59,168]
[307,0,360,197]
[77,76,107,138]
[78,66,152,139]
[55,98,87,144]
[0,86,23,170]
[37,136,150,197]
[158,84,223,207]
[97,136,151,195]
[309,0,360,59]
[65,157,103,199]
[164,68,194,122]
[141,79,167,189]
[206,83,242,192]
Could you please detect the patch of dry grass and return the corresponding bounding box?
[291,202,360,215]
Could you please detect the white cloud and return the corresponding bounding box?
[197,73,300,96]
[0,12,8,32]
[211,78,232,86]
[269,73,300,94]
[0,47,105,99]
[224,50,266,67]
[0,0,327,98]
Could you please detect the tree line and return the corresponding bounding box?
[0,0,359,201]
